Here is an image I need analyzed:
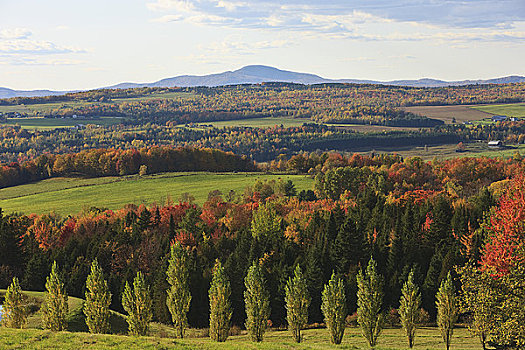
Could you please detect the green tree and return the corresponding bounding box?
[436,272,458,350]
[209,259,232,342]
[244,262,270,342]
[285,265,310,343]
[42,261,68,331]
[166,242,191,338]
[84,259,111,334]
[399,269,421,348]
[1,277,27,328]
[122,271,152,336]
[458,265,496,350]
[357,258,384,348]
[321,272,346,344]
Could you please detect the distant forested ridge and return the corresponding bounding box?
[1,83,524,126]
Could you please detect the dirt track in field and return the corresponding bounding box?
[402,105,494,124]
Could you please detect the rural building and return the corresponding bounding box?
[488,140,503,149]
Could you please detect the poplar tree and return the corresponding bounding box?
[399,269,421,348]
[42,261,68,331]
[321,272,346,344]
[209,259,232,342]
[285,265,310,343]
[357,258,384,348]
[2,277,27,328]
[122,271,152,336]
[84,259,111,334]
[244,262,270,342]
[436,272,458,350]
[166,242,191,338]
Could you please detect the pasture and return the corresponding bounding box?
[0,172,314,216]
[3,116,125,130]
[201,116,314,128]
[470,102,525,118]
[403,105,493,124]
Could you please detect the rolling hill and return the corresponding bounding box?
[2,65,524,98]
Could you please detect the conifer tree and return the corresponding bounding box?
[122,271,152,336]
[84,259,111,334]
[166,242,191,338]
[209,259,232,342]
[357,258,384,348]
[42,261,68,331]
[244,262,270,342]
[321,272,346,344]
[399,269,421,348]
[436,272,458,350]
[2,277,27,328]
[285,265,310,343]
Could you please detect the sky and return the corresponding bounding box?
[1,0,524,90]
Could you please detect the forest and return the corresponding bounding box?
[1,151,524,347]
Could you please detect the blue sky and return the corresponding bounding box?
[1,0,524,90]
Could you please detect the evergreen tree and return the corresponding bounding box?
[2,277,27,328]
[399,269,421,348]
[331,214,367,274]
[244,262,270,342]
[42,261,68,331]
[209,259,232,342]
[285,265,310,343]
[436,272,458,350]
[84,259,111,334]
[122,271,152,336]
[321,272,346,344]
[357,258,384,348]
[166,242,191,338]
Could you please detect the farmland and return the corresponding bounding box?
[403,105,493,124]
[471,102,525,118]
[0,172,314,216]
[3,116,125,130]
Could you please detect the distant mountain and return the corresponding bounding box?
[2,65,524,98]
[0,87,69,99]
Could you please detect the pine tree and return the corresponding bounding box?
[166,242,191,338]
[42,261,68,331]
[122,271,152,336]
[321,272,346,344]
[244,262,270,342]
[357,258,384,348]
[209,259,232,342]
[2,277,27,328]
[84,259,111,334]
[399,269,421,348]
[285,265,310,343]
[436,272,458,350]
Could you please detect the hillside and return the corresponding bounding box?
[0,172,314,216]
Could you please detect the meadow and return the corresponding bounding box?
[3,116,125,130]
[201,117,314,128]
[0,327,480,350]
[470,102,525,118]
[402,105,493,124]
[0,172,314,216]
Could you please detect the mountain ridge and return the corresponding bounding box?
[2,65,524,98]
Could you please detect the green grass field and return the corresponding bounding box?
[471,103,525,118]
[0,172,314,216]
[200,117,314,128]
[0,326,479,349]
[3,117,125,130]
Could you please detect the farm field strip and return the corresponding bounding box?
[0,172,314,216]
[470,102,525,118]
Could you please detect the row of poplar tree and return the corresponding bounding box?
[1,242,459,349]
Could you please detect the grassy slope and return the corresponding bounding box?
[0,327,479,349]
[0,172,314,216]
[470,103,525,118]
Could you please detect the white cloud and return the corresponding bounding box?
[146,0,195,12]
[0,28,32,40]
